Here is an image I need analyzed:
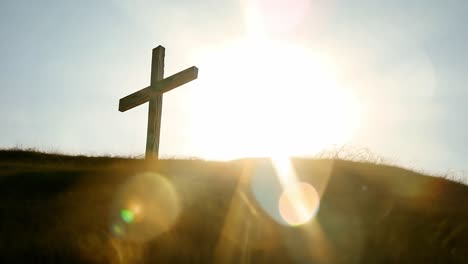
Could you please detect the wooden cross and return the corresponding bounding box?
[119,45,198,160]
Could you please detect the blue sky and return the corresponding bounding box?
[1,0,467,177]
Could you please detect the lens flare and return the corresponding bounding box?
[110,172,180,242]
[120,209,135,223]
[251,159,285,224]
[112,224,124,236]
[279,182,320,226]
[251,157,326,226]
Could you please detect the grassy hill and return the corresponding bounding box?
[0,149,467,263]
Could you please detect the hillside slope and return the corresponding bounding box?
[0,150,467,263]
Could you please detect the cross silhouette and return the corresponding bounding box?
[119,46,198,159]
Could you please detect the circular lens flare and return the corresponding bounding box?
[120,209,135,223]
[279,182,320,226]
[110,172,180,242]
[112,224,124,236]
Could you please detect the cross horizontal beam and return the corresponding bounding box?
[119,66,198,112]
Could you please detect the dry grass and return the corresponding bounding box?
[0,149,467,263]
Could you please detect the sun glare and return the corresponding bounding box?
[279,181,320,225]
[189,38,360,160]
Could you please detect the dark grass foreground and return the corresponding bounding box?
[0,150,467,263]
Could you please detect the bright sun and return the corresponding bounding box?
[187,38,360,160]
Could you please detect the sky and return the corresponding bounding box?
[1,0,468,178]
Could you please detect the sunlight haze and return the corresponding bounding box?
[1,0,468,178]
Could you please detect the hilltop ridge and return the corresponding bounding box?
[0,149,467,263]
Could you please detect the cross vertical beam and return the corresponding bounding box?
[146,46,165,159]
[118,45,198,160]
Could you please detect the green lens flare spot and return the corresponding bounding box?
[120,209,135,223]
[113,224,124,235]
